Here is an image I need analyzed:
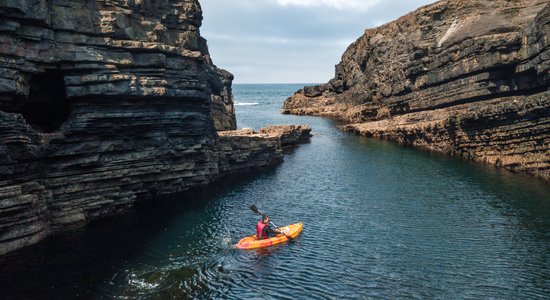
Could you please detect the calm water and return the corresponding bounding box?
[2,84,550,299]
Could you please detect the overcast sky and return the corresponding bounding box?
[200,0,438,83]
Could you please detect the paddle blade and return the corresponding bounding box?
[250,205,261,215]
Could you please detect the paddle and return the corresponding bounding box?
[250,205,294,241]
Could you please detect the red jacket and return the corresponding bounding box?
[256,221,268,239]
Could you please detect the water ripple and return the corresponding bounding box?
[2,84,549,299]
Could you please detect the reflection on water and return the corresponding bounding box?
[1,84,549,299]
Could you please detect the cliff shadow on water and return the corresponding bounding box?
[0,166,280,299]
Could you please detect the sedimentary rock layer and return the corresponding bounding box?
[0,0,297,255]
[283,0,550,180]
[219,125,312,148]
[259,125,312,147]
[218,125,312,174]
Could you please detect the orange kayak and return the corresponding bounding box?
[236,222,303,250]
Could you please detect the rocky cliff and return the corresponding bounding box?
[0,0,304,255]
[283,0,550,181]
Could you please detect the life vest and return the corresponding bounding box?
[256,221,268,239]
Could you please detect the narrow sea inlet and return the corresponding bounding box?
[2,84,550,299]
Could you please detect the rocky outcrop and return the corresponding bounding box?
[0,0,284,256]
[210,69,237,131]
[345,93,549,178]
[220,125,312,148]
[217,125,312,173]
[259,125,312,147]
[283,0,550,181]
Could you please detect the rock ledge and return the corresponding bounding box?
[283,0,550,181]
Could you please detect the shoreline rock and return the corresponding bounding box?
[283,0,550,181]
[344,93,550,181]
[219,125,312,147]
[0,1,306,256]
[217,125,312,174]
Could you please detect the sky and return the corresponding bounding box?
[199,0,438,83]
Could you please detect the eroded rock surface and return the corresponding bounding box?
[220,125,312,148]
[283,0,550,180]
[259,125,312,147]
[217,125,312,174]
[0,0,281,255]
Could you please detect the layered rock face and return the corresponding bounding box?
[258,125,312,147]
[283,0,550,180]
[218,125,311,174]
[0,0,265,255]
[220,125,312,148]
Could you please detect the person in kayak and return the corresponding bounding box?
[256,214,281,239]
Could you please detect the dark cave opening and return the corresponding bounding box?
[21,69,71,133]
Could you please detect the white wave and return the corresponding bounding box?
[234,102,259,106]
[128,276,160,291]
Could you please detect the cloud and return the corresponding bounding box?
[205,32,354,48]
[200,0,439,83]
[271,0,381,11]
